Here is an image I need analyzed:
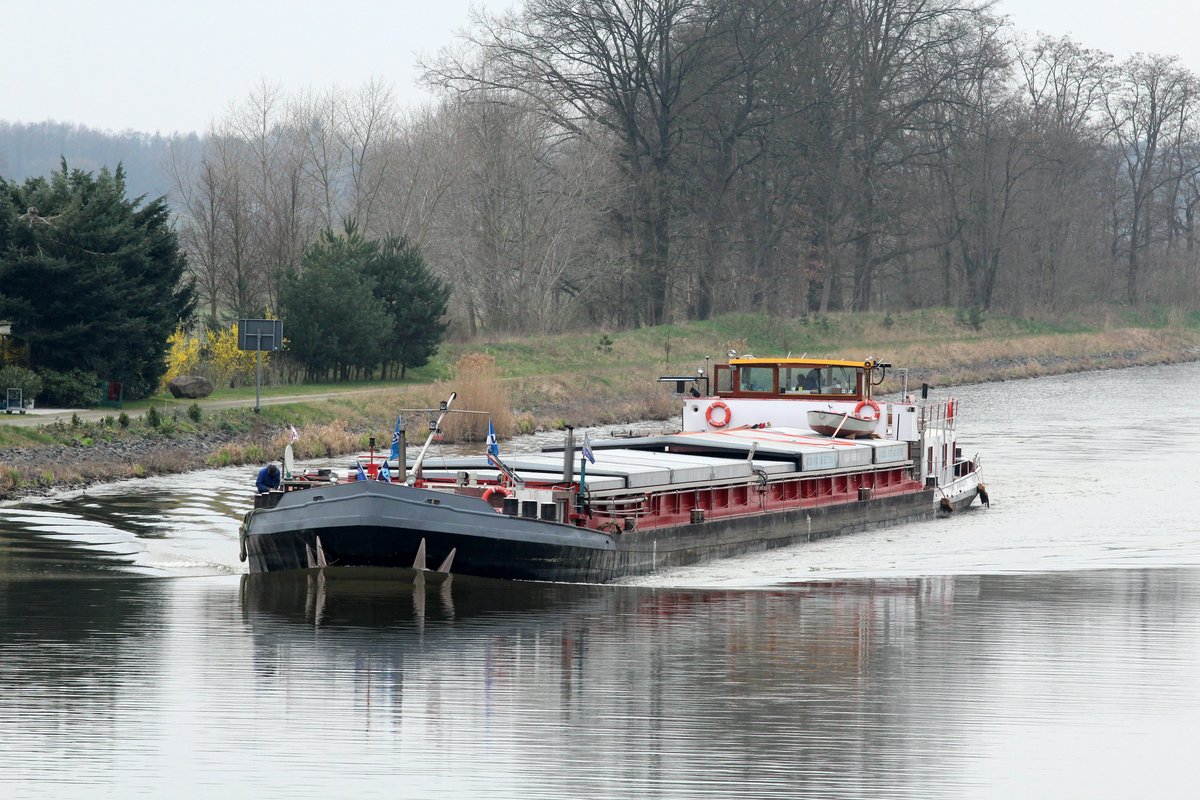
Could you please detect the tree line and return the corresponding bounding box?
[165,0,1200,337]
[0,163,194,403]
[0,162,448,403]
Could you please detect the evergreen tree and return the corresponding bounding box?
[278,223,390,381]
[366,235,450,379]
[0,161,194,401]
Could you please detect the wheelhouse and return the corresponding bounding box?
[713,358,880,401]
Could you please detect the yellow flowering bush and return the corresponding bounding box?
[207,322,265,388]
[159,316,281,392]
[158,327,201,393]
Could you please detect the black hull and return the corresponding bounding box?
[244,480,944,583]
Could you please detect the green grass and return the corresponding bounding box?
[0,425,57,448]
[117,307,1180,414]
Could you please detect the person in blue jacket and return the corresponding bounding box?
[256,463,281,493]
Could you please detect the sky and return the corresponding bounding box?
[6,0,1200,136]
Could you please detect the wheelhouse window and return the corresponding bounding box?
[715,366,733,394]
[737,366,776,394]
[780,366,861,396]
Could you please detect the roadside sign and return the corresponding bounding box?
[237,319,283,352]
[237,319,284,413]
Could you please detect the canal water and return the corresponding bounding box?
[2,363,1199,798]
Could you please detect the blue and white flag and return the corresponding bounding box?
[389,415,402,460]
[486,418,499,457]
[378,460,391,482]
[356,460,367,481]
[582,430,595,464]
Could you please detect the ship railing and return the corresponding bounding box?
[917,398,959,433]
[587,495,650,517]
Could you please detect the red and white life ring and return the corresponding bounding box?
[482,486,511,507]
[706,400,732,428]
[854,399,881,421]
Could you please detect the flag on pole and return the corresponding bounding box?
[486,418,499,457]
[378,460,392,482]
[389,415,402,460]
[582,430,595,464]
[356,460,367,481]
[289,425,299,444]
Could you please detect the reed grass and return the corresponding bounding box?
[441,353,512,443]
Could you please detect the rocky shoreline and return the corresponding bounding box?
[0,431,247,502]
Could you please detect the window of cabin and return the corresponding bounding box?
[781,366,861,396]
[822,366,859,395]
[780,367,809,394]
[715,365,733,394]
[738,366,776,394]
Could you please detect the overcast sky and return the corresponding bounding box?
[7,0,1200,136]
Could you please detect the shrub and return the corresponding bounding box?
[159,326,202,394]
[0,366,42,404]
[36,369,100,407]
[187,403,202,423]
[146,407,161,428]
[206,323,263,388]
[118,412,130,428]
[2,468,21,492]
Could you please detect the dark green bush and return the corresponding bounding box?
[0,366,42,403]
[36,369,100,407]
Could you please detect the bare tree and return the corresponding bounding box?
[424,93,615,333]
[1103,54,1198,304]
[1014,35,1110,307]
[427,0,747,325]
[336,78,399,235]
[167,148,225,326]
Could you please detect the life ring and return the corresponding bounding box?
[706,400,732,428]
[482,486,511,507]
[854,399,881,421]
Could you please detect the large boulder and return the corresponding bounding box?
[167,375,214,399]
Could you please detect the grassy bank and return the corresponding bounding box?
[3,308,1199,500]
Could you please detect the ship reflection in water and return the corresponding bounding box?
[211,567,1200,798]
[1,566,1198,796]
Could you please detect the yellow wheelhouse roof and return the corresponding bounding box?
[728,357,877,369]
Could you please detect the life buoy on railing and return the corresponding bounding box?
[706,400,732,428]
[854,399,881,421]
[482,486,511,507]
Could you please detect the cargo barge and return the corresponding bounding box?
[240,356,985,582]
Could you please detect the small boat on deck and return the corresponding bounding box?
[806,408,879,439]
[240,355,987,582]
